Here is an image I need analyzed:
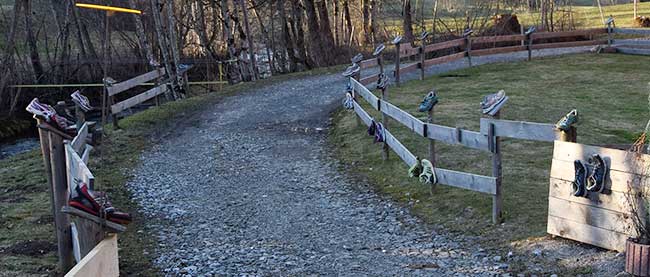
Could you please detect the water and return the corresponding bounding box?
[0,137,40,160]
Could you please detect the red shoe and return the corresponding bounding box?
[69,183,132,225]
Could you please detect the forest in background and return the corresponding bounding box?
[0,0,645,123]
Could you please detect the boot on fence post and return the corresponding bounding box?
[481,91,508,224]
[525,26,536,61]
[606,16,615,48]
[556,110,579,143]
[393,35,403,86]
[103,77,119,129]
[463,28,473,67]
[343,64,361,127]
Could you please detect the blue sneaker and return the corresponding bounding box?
[373,44,386,56]
[555,109,578,131]
[374,122,384,143]
[586,154,608,193]
[418,31,429,41]
[571,160,588,197]
[351,53,364,64]
[392,35,403,45]
[480,90,506,114]
[418,91,439,112]
[342,64,360,77]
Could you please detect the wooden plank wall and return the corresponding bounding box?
[65,235,119,277]
[547,140,650,251]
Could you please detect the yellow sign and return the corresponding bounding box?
[75,3,142,14]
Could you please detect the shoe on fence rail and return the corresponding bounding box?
[586,154,608,193]
[71,90,93,112]
[343,92,354,110]
[368,120,377,136]
[409,157,423,178]
[419,159,437,185]
[26,98,76,135]
[418,90,439,112]
[373,44,386,56]
[342,64,361,77]
[374,122,385,143]
[480,90,506,115]
[571,160,588,197]
[376,74,389,90]
[69,183,132,225]
[351,53,364,64]
[555,109,578,132]
[392,35,403,45]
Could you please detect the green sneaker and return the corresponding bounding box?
[408,158,423,178]
[418,91,439,112]
[419,159,437,184]
[555,109,578,131]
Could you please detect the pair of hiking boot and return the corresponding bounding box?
[26,98,76,136]
[69,182,132,225]
[418,90,439,112]
[572,154,608,197]
[367,120,384,143]
[408,158,437,185]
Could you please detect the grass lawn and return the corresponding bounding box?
[0,66,343,276]
[330,53,650,253]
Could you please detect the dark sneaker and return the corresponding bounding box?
[462,28,473,37]
[409,158,423,177]
[342,92,354,110]
[587,154,608,193]
[342,64,360,77]
[367,120,377,136]
[480,90,506,114]
[571,160,588,197]
[351,53,364,64]
[376,74,389,90]
[71,90,92,112]
[418,91,439,112]
[392,35,403,45]
[418,31,429,41]
[555,109,578,131]
[419,159,437,184]
[373,43,386,56]
[525,26,536,36]
[374,122,385,143]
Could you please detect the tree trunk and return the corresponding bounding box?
[362,0,371,44]
[23,0,44,82]
[402,0,414,42]
[316,0,336,64]
[150,0,178,98]
[369,0,377,43]
[291,0,312,69]
[250,0,276,75]
[128,0,155,64]
[239,0,259,79]
[277,0,297,72]
[342,0,352,45]
[303,0,325,66]
[221,0,243,83]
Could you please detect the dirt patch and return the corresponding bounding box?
[1,240,56,257]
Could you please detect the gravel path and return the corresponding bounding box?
[128,47,596,276]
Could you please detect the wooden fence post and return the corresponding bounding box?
[606,22,613,47]
[49,131,74,272]
[35,118,56,229]
[559,126,577,142]
[394,42,401,86]
[488,112,503,224]
[526,33,534,61]
[381,85,389,161]
[428,106,436,193]
[419,45,425,80]
[465,36,472,67]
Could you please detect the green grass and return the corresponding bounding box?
[330,53,650,262]
[0,65,344,275]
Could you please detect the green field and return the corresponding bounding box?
[330,53,650,271]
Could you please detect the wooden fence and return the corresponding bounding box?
[34,117,124,274]
[356,28,609,86]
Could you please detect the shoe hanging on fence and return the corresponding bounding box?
[418,90,439,112]
[555,109,578,132]
[480,90,506,115]
[409,157,423,178]
[376,74,389,90]
[586,154,608,193]
[571,160,588,197]
[419,159,437,185]
[26,98,75,135]
[71,90,93,112]
[392,35,403,45]
[342,64,360,77]
[373,43,386,56]
[343,92,354,110]
[351,53,364,64]
[68,182,132,225]
[367,120,377,136]
[374,122,385,143]
[418,31,429,41]
[103,77,117,86]
[462,28,473,37]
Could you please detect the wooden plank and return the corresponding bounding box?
[424,123,490,151]
[81,145,93,164]
[380,101,425,135]
[547,215,627,252]
[359,58,378,69]
[479,118,559,142]
[107,68,165,96]
[612,39,650,46]
[399,45,420,58]
[111,85,168,114]
[65,144,94,194]
[70,123,89,154]
[350,78,379,110]
[531,39,606,50]
[435,168,497,195]
[353,101,373,127]
[359,74,380,86]
[471,34,526,44]
[548,196,636,235]
[423,38,466,53]
[550,159,648,193]
[422,52,466,67]
[613,28,650,36]
[617,47,650,56]
[399,62,420,74]
[552,140,650,175]
[65,234,119,277]
[471,45,527,56]
[61,206,127,233]
[549,178,636,214]
[531,28,607,40]
[384,128,418,166]
[49,132,75,271]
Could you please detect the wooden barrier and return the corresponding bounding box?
[472,45,527,57]
[531,28,607,40]
[399,44,420,58]
[613,28,650,36]
[471,34,525,44]
[423,38,466,53]
[422,52,466,67]
[479,118,560,142]
[65,235,119,277]
[547,140,649,252]
[359,58,378,69]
